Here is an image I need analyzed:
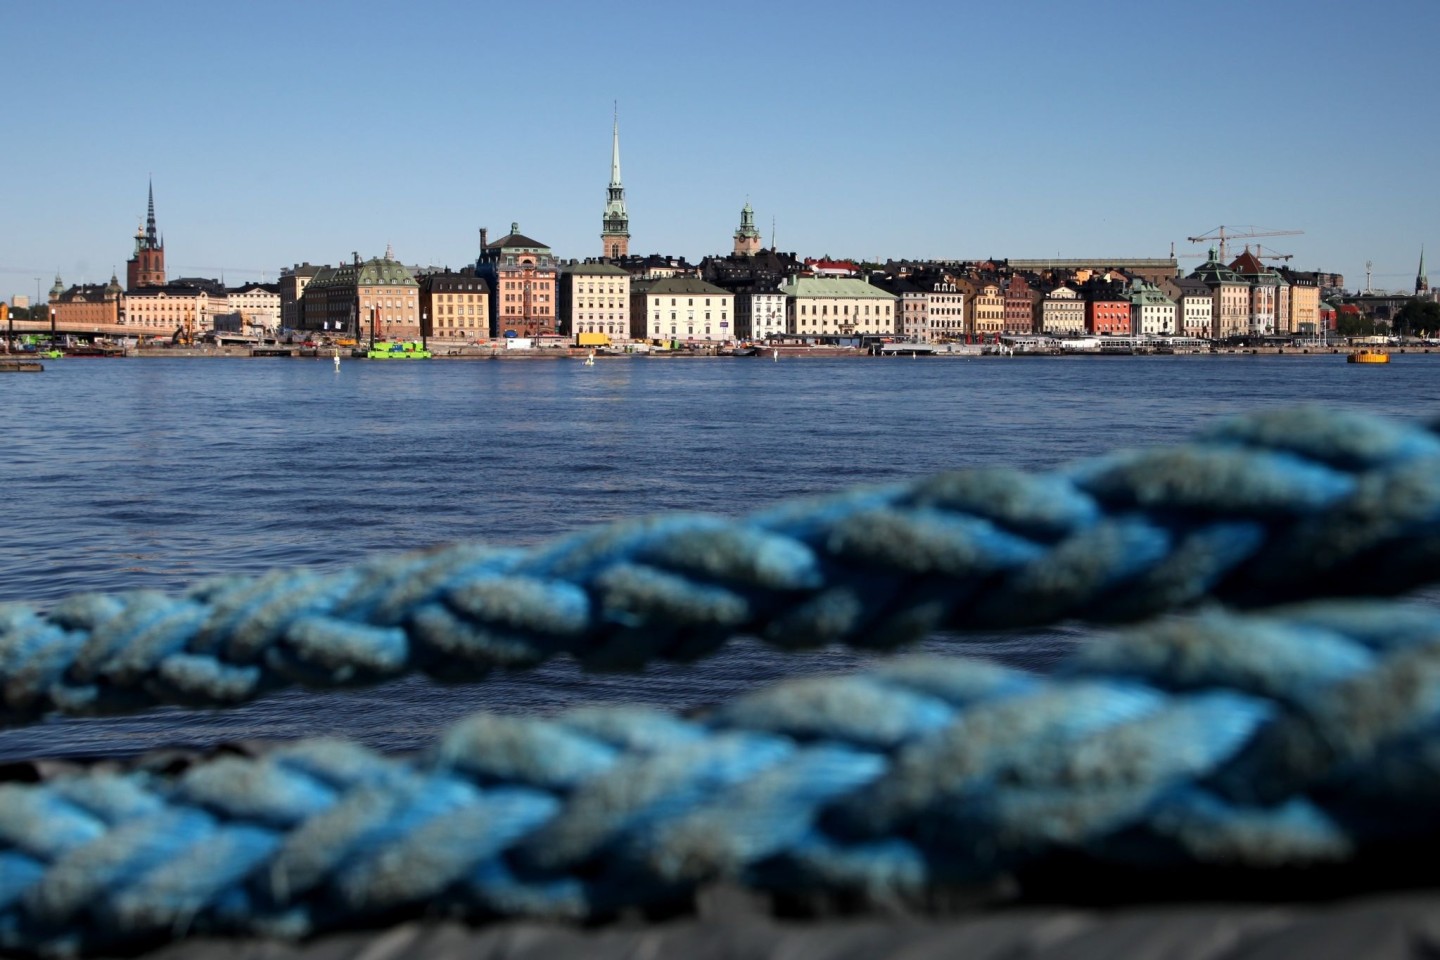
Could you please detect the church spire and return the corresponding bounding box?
[145,178,159,248]
[1419,246,1430,295]
[600,102,630,259]
[610,101,622,187]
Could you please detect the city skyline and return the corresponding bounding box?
[2,0,1436,304]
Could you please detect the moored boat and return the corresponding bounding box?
[366,340,432,359]
[1347,347,1390,364]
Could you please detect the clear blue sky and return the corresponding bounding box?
[2,0,1435,303]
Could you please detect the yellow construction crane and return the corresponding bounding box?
[1187,225,1303,263]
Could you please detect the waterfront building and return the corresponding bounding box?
[1085,289,1130,336]
[225,282,281,336]
[1230,248,1282,335]
[701,248,801,342]
[420,268,490,343]
[123,282,229,339]
[1002,274,1037,335]
[126,181,166,291]
[49,274,124,329]
[1164,277,1215,338]
[927,278,964,343]
[630,276,735,344]
[279,263,322,330]
[476,223,558,339]
[1189,248,1249,339]
[559,261,630,343]
[301,250,420,341]
[1286,275,1321,336]
[871,276,928,341]
[733,202,763,256]
[736,286,788,341]
[781,276,897,338]
[600,110,630,260]
[967,283,1004,337]
[1127,279,1177,335]
[1039,284,1085,336]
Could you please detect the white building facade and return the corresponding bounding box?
[1040,285,1085,336]
[738,290,788,341]
[227,283,282,335]
[630,277,735,344]
[1128,280,1177,335]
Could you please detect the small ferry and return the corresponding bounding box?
[366,341,431,359]
[1347,347,1390,364]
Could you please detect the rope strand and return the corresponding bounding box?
[3,602,1439,954]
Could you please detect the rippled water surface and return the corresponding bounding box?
[3,353,1437,760]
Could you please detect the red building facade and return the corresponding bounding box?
[1086,296,1130,335]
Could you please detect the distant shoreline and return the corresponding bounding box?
[98,345,1433,360]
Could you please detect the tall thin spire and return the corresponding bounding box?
[601,102,630,258]
[610,101,622,187]
[1420,245,1430,295]
[145,178,158,248]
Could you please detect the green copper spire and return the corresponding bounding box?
[601,102,629,257]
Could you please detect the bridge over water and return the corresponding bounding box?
[2,317,173,340]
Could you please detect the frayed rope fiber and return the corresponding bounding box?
[4,406,1440,725]
[3,601,1440,955]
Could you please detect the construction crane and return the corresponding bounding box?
[1244,244,1293,262]
[1186,225,1303,263]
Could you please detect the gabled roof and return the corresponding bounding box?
[1229,250,1272,277]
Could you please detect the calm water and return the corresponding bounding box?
[2,352,1437,761]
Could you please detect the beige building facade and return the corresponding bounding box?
[967,283,1004,337]
[421,269,490,343]
[560,261,631,342]
[780,277,897,337]
[123,284,229,338]
[1289,280,1320,335]
[631,277,735,344]
[1040,285,1085,336]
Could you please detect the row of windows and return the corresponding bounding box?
[796,304,894,316]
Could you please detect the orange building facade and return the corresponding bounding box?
[49,274,124,329]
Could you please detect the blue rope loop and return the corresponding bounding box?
[3,602,1440,956]
[3,406,1440,727]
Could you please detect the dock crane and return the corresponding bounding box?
[1186,225,1303,263]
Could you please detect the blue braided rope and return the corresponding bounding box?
[3,406,1440,727]
[3,601,1439,955]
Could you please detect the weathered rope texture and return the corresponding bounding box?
[3,602,1439,955]
[3,407,1440,726]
